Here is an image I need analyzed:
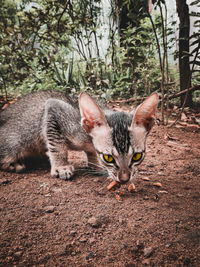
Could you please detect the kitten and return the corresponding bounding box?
[0,90,158,183]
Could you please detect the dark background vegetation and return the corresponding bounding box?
[0,0,200,123]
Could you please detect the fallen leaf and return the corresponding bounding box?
[142,177,150,181]
[107,180,120,190]
[194,117,200,126]
[158,190,168,194]
[175,124,184,129]
[177,121,187,126]
[186,123,199,128]
[173,106,178,111]
[9,100,17,105]
[2,103,9,110]
[164,133,177,141]
[128,183,135,192]
[1,99,17,110]
[181,112,187,122]
[153,182,162,187]
[115,194,121,201]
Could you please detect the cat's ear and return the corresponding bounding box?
[131,92,159,132]
[79,92,108,133]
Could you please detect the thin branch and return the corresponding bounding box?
[74,35,88,61]
[148,12,163,73]
[57,1,69,33]
[169,38,200,127]
[166,85,200,100]
[158,1,166,124]
[148,10,165,123]
[108,85,200,104]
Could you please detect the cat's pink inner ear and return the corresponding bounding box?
[79,92,106,132]
[133,93,159,131]
[81,118,94,132]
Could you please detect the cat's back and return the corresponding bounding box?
[0,90,75,122]
[0,90,79,144]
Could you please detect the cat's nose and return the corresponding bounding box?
[119,169,130,184]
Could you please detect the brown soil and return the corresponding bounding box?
[0,124,200,267]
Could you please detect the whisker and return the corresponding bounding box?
[87,161,105,170]
[74,165,108,178]
[106,169,119,182]
[87,168,108,177]
[130,169,138,180]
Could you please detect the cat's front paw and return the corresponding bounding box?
[51,165,75,180]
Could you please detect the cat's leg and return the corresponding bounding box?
[43,99,75,180]
[48,142,74,180]
[0,125,25,172]
[9,162,26,173]
[45,125,74,180]
[0,132,34,173]
[1,155,26,173]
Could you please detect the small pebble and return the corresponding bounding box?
[86,252,95,260]
[144,247,154,258]
[177,194,183,198]
[119,216,126,224]
[136,240,144,249]
[153,182,162,187]
[65,243,73,256]
[14,251,23,257]
[79,236,87,243]
[157,172,165,176]
[88,217,101,227]
[70,230,77,236]
[142,177,150,181]
[88,237,96,244]
[1,179,10,185]
[44,206,55,213]
[158,190,168,194]
[52,188,62,193]
[142,259,151,265]
[44,194,51,197]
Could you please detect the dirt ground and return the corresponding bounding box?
[0,120,200,266]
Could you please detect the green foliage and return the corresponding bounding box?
[0,0,198,102]
[105,17,162,98]
[189,0,200,80]
[0,0,102,96]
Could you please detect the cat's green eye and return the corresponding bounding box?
[103,154,115,163]
[132,152,142,162]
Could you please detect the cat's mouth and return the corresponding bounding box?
[118,169,131,184]
[108,169,136,184]
[118,179,130,184]
[118,168,138,184]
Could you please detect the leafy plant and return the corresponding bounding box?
[0,0,199,111]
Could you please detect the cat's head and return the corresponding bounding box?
[79,92,159,183]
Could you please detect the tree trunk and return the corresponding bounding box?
[117,0,134,46]
[176,0,193,107]
[116,0,147,46]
